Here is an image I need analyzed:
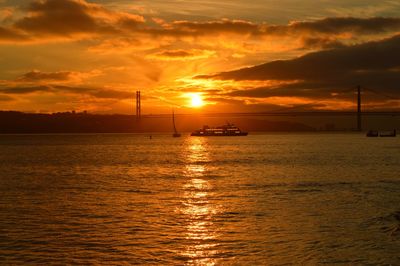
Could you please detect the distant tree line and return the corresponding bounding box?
[0,111,315,133]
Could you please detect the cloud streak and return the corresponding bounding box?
[148,49,215,60]
[16,70,75,82]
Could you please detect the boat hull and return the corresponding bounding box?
[191,132,248,136]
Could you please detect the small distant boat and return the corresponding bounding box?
[366,130,379,137]
[172,111,181,138]
[191,123,248,136]
[380,129,396,137]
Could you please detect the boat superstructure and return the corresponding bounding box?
[191,123,248,136]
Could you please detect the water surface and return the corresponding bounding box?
[0,133,399,265]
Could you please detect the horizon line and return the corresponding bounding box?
[2,110,400,117]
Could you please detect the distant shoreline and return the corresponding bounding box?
[0,111,317,134]
[1,111,397,134]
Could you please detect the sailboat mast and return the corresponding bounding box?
[172,110,177,133]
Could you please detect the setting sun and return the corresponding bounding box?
[190,94,204,108]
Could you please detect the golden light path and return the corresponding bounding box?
[180,137,220,266]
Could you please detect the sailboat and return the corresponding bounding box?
[172,111,181,137]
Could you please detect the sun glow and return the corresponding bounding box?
[189,94,204,108]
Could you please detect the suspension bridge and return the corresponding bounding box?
[136,86,400,131]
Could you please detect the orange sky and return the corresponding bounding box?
[1,0,400,113]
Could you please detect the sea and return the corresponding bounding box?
[0,133,399,265]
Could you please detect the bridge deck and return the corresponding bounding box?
[143,112,400,118]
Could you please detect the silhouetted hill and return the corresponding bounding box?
[0,111,315,133]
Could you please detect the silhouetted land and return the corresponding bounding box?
[0,111,315,133]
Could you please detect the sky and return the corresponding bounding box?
[1,0,400,114]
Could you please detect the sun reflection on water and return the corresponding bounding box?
[180,137,220,266]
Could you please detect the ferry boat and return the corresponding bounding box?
[191,123,248,136]
[366,129,397,137]
[380,129,396,137]
[366,130,379,137]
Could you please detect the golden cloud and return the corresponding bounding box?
[147,49,215,60]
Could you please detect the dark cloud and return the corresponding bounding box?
[170,19,258,35]
[87,88,135,99]
[1,2,400,47]
[54,85,136,99]
[204,34,400,81]
[285,17,400,35]
[0,85,52,94]
[157,50,196,58]
[226,86,333,99]
[155,17,400,43]
[204,96,244,105]
[11,0,144,38]
[300,37,346,50]
[199,34,400,105]
[0,26,29,41]
[162,17,400,37]
[0,94,14,101]
[205,97,326,112]
[51,85,92,94]
[15,0,100,35]
[132,16,400,51]
[17,70,74,82]
[0,84,135,100]
[149,49,214,60]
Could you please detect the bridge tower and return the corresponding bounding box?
[357,85,361,131]
[136,91,141,120]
